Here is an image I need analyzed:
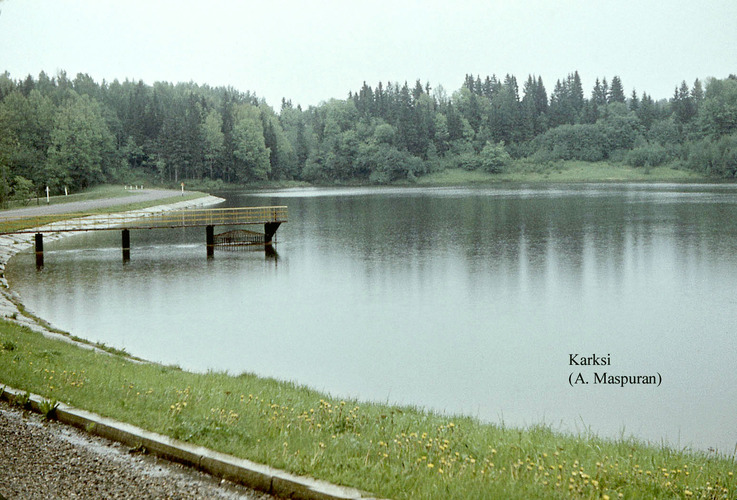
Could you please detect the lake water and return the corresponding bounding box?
[7,183,737,455]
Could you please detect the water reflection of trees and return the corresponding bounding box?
[281,187,737,301]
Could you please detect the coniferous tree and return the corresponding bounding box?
[535,76,548,115]
[691,78,705,111]
[20,74,34,97]
[608,76,626,104]
[672,81,696,124]
[601,78,609,104]
[592,78,607,107]
[463,74,475,93]
[549,79,575,127]
[637,92,657,129]
[490,75,522,144]
[569,71,585,116]
[629,89,640,112]
[521,75,547,139]
[374,82,386,120]
[579,100,599,124]
[261,109,278,176]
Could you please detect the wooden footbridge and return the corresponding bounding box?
[2,206,287,266]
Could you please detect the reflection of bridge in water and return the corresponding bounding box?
[2,206,288,266]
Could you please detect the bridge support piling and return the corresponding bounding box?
[122,229,131,262]
[264,222,281,244]
[206,225,215,258]
[35,233,44,268]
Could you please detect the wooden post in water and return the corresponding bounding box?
[122,229,131,262]
[206,225,214,258]
[35,233,44,268]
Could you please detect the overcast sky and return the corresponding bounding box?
[1,0,735,108]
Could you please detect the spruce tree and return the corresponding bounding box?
[569,71,585,115]
[672,81,696,124]
[691,78,705,107]
[629,89,640,112]
[608,76,626,104]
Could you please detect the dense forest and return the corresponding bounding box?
[1,69,736,202]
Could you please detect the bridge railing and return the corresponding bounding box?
[1,206,288,234]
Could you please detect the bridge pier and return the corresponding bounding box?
[122,229,131,262]
[206,225,214,258]
[35,233,44,268]
[264,222,281,244]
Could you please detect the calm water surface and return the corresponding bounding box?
[8,183,737,454]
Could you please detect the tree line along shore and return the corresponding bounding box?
[1,70,736,206]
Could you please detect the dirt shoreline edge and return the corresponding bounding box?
[0,194,225,348]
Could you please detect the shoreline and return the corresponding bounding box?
[0,193,225,351]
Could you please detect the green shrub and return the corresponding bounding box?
[479,141,512,173]
[455,152,481,171]
[626,144,671,168]
[686,133,737,177]
[11,176,33,205]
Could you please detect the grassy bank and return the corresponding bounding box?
[157,160,709,191]
[416,161,706,186]
[0,320,733,499]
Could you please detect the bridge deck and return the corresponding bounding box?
[0,206,288,235]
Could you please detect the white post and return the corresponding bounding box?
[45,186,50,204]
[64,186,68,196]
[181,182,185,196]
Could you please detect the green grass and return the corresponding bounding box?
[417,161,706,186]
[0,320,733,499]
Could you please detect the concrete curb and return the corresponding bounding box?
[0,386,382,500]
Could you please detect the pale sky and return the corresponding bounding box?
[1,0,735,108]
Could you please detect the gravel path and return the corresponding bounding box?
[0,399,280,500]
[0,189,195,221]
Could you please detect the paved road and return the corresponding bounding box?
[0,189,190,221]
[0,400,278,500]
